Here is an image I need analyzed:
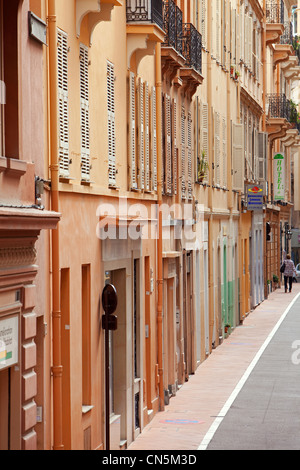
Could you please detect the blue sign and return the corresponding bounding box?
[247,184,263,211]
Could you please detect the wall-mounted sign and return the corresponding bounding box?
[274,153,285,201]
[28,12,47,46]
[0,315,19,371]
[247,184,264,210]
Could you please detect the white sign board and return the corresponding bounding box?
[0,316,19,370]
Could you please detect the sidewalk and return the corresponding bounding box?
[128,283,300,451]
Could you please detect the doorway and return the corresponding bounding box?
[0,368,10,450]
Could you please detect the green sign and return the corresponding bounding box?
[273,153,285,201]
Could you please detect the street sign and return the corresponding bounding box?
[247,184,264,211]
[273,153,285,201]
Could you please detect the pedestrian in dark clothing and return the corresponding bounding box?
[283,254,297,293]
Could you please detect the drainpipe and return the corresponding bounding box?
[155,42,165,411]
[48,0,64,450]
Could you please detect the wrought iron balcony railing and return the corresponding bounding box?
[162,0,183,56]
[280,22,293,45]
[266,0,284,24]
[268,94,296,123]
[292,35,300,63]
[126,0,164,30]
[182,23,202,75]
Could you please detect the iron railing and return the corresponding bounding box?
[162,0,183,56]
[268,94,297,123]
[126,0,164,30]
[292,35,300,63]
[182,23,202,74]
[266,0,284,24]
[280,22,293,45]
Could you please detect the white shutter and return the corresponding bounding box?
[181,105,186,199]
[253,128,258,181]
[144,82,150,191]
[80,44,90,181]
[231,8,236,65]
[201,0,207,49]
[138,78,145,190]
[216,0,221,63]
[57,29,69,177]
[129,72,137,190]
[151,87,157,192]
[165,94,172,195]
[107,61,116,187]
[232,122,244,191]
[187,111,193,199]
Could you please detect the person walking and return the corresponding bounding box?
[282,254,297,293]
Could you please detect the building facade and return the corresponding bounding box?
[0,0,299,451]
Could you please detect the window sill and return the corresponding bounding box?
[82,405,93,414]
[0,156,7,172]
[1,157,27,178]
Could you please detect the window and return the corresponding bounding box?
[80,44,90,181]
[107,61,116,187]
[0,0,4,156]
[82,265,91,407]
[129,72,137,189]
[57,29,69,177]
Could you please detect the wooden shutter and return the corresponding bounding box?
[187,111,192,199]
[172,98,177,195]
[201,0,207,49]
[107,61,116,187]
[216,0,221,63]
[58,29,69,177]
[231,8,236,65]
[144,82,150,191]
[165,94,172,195]
[258,132,268,182]
[138,78,145,190]
[232,122,244,191]
[151,87,157,192]
[214,111,221,186]
[129,72,137,190]
[253,128,258,181]
[80,44,90,181]
[201,102,209,183]
[181,105,186,199]
[222,116,227,187]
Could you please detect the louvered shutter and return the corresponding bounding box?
[201,102,209,183]
[226,0,231,67]
[138,78,145,190]
[214,111,221,186]
[187,111,192,199]
[151,87,157,192]
[58,29,69,178]
[172,98,177,195]
[232,122,244,191]
[107,61,116,187]
[164,94,172,195]
[129,72,137,190]
[201,0,207,49]
[231,8,236,65]
[222,116,227,187]
[216,0,221,63]
[253,128,258,181]
[258,132,268,182]
[144,82,150,191]
[80,44,90,181]
[181,105,186,199]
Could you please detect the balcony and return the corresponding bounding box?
[266,94,294,141]
[161,0,185,82]
[126,0,165,69]
[266,0,285,46]
[179,23,203,95]
[272,22,294,66]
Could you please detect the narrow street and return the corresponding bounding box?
[128,284,300,451]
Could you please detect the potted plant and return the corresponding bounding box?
[234,70,240,80]
[224,324,231,334]
[197,150,209,183]
[273,274,279,288]
[230,64,234,76]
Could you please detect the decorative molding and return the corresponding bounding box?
[0,246,37,268]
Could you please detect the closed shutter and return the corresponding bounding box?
[214,111,221,186]
[187,111,192,200]
[80,44,90,181]
[129,72,137,190]
[165,94,172,195]
[151,87,157,192]
[201,0,207,49]
[216,0,221,63]
[172,98,177,195]
[222,116,227,187]
[58,29,69,178]
[144,82,150,191]
[253,128,258,181]
[138,78,145,190]
[201,102,209,183]
[107,61,116,187]
[232,122,244,191]
[181,105,186,199]
[258,132,268,182]
[231,8,236,65]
